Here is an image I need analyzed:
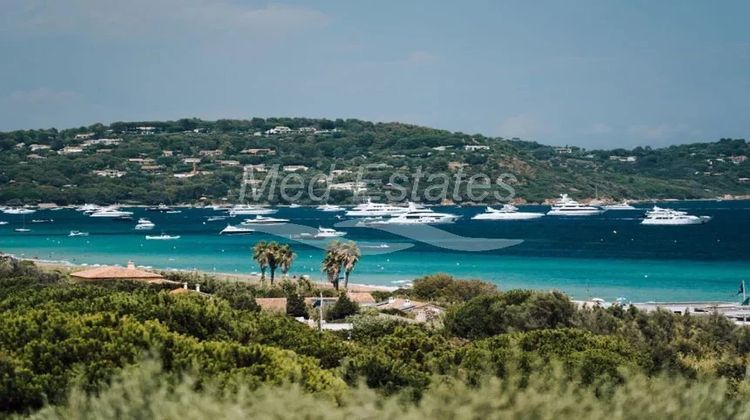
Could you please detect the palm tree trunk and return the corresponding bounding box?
[270,268,276,285]
[344,271,350,289]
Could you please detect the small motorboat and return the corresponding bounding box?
[69,230,89,237]
[135,218,155,230]
[14,228,31,232]
[145,234,181,240]
[316,204,345,212]
[219,224,255,235]
[207,215,228,222]
[31,219,54,223]
[0,221,8,225]
[312,227,346,239]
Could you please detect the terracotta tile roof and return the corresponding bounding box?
[70,263,164,282]
[347,292,375,304]
[255,297,287,312]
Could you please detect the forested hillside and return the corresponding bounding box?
[2,259,750,418]
[0,118,748,204]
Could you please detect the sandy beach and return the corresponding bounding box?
[20,256,397,292]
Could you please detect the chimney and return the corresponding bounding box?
[183,282,188,289]
[196,284,201,293]
[127,260,135,269]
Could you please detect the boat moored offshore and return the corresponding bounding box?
[546,194,604,216]
[219,224,255,235]
[472,204,545,220]
[641,206,711,225]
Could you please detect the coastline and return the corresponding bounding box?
[10,254,397,293]
[13,195,750,209]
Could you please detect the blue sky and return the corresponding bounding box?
[1,0,748,148]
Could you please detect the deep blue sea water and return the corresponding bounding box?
[1,200,749,302]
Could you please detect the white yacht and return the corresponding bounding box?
[641,206,711,225]
[77,204,102,214]
[368,203,459,225]
[90,207,134,218]
[145,233,181,240]
[134,218,155,230]
[316,204,345,212]
[472,204,545,220]
[345,199,409,217]
[313,227,347,239]
[3,207,36,215]
[241,215,289,225]
[546,194,604,216]
[219,224,255,235]
[228,204,278,216]
[603,201,637,210]
[68,230,89,237]
[288,203,301,208]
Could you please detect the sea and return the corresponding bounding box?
[1,200,749,303]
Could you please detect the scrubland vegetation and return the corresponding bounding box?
[2,258,750,418]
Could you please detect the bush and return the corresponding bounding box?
[444,290,576,339]
[325,293,359,321]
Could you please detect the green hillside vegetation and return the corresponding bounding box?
[2,260,750,417]
[0,118,748,205]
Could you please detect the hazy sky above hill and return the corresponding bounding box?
[1,0,748,148]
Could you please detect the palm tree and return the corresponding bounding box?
[252,241,269,283]
[278,244,296,280]
[340,241,361,289]
[266,242,283,285]
[322,241,344,290]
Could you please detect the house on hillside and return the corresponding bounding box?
[283,165,309,172]
[265,126,292,135]
[375,297,445,323]
[240,148,275,156]
[59,146,84,155]
[255,298,288,313]
[170,282,210,296]
[74,132,95,140]
[464,145,489,151]
[93,169,127,178]
[347,292,376,307]
[70,261,176,284]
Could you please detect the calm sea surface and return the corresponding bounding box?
[1,200,749,302]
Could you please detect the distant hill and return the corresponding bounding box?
[0,117,748,205]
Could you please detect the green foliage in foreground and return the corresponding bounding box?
[2,260,750,417]
[28,360,750,420]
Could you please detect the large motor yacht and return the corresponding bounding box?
[89,207,134,218]
[472,204,545,220]
[641,206,711,225]
[345,199,410,217]
[228,204,278,216]
[367,203,459,225]
[3,207,36,215]
[546,194,604,216]
[602,201,637,210]
[241,215,289,225]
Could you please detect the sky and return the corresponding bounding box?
[1,0,748,149]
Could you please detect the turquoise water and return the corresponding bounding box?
[1,200,748,302]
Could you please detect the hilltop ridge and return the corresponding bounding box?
[0,117,748,205]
